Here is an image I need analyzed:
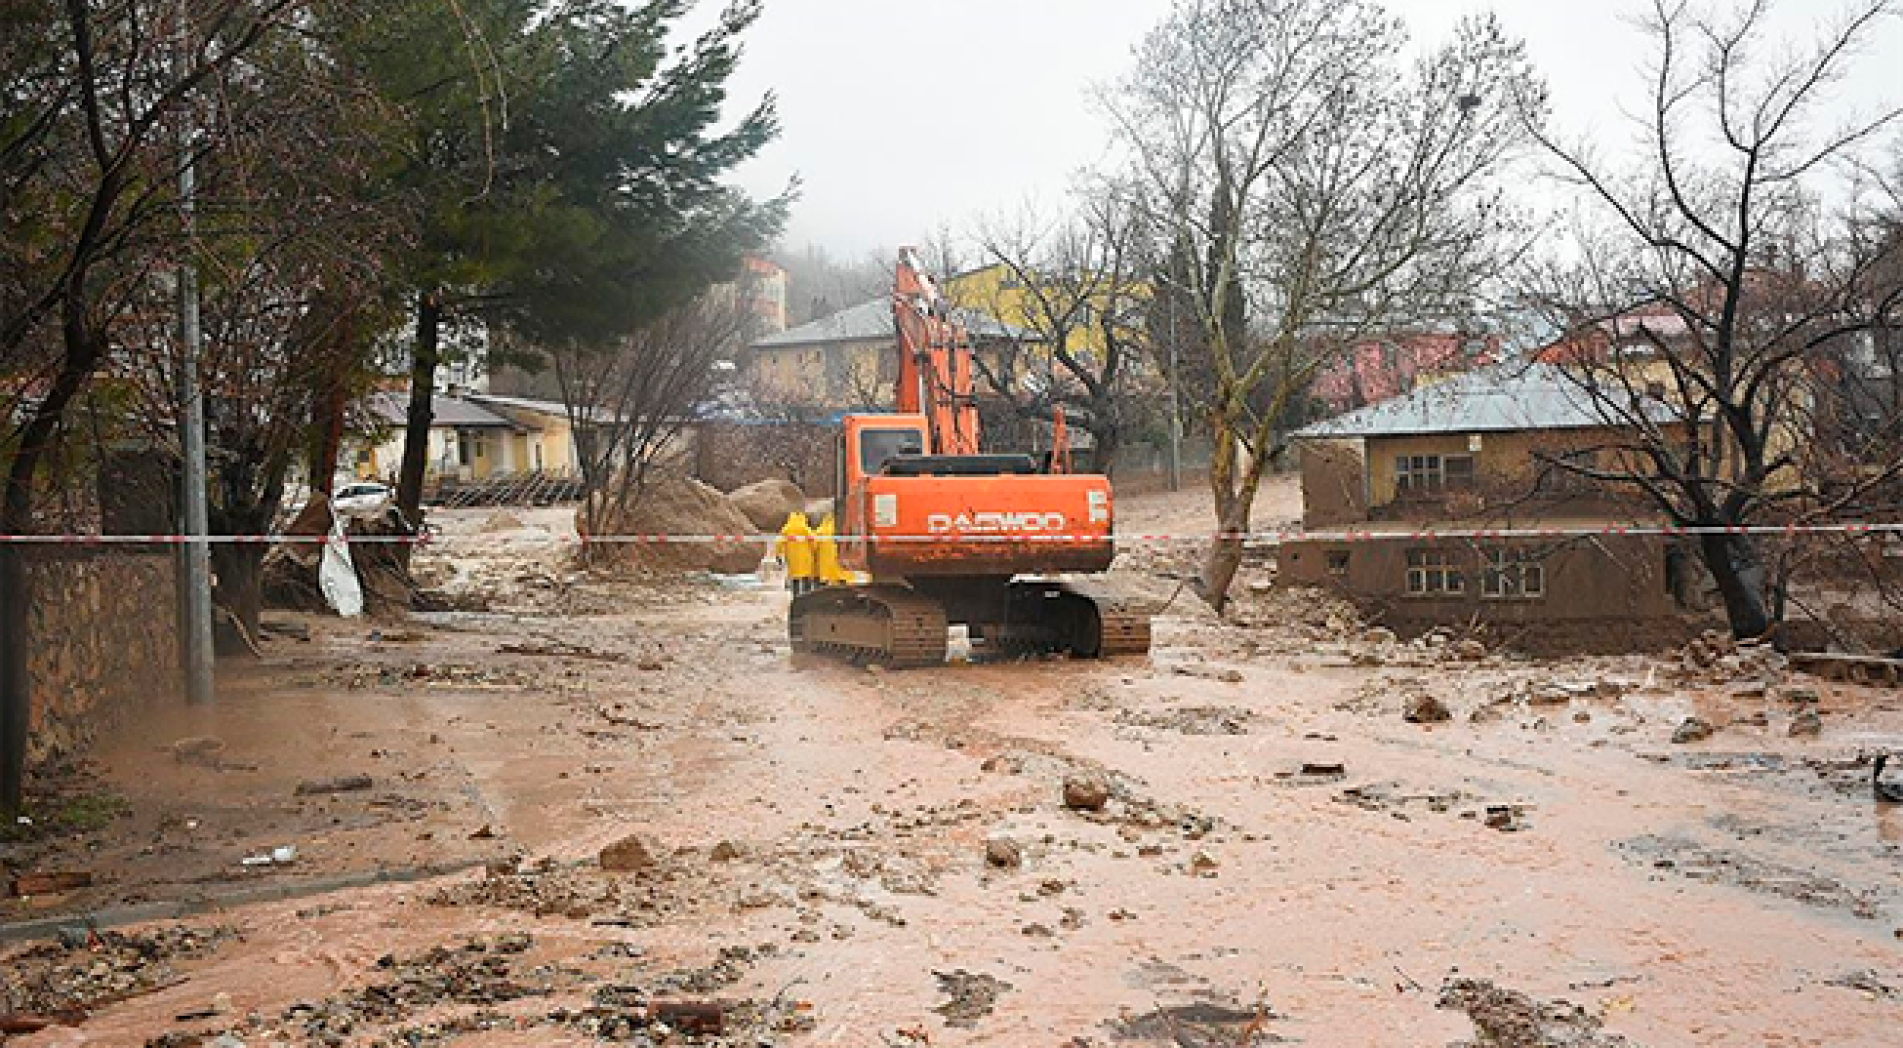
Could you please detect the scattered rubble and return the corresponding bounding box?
[932,970,1011,1028]
[1438,977,1631,1047]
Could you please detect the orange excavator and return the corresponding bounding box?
[789,249,1152,667]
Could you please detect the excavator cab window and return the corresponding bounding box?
[860,427,925,475]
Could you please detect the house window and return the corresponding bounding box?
[471,433,488,460]
[1326,550,1351,576]
[1444,455,1475,489]
[1481,548,1545,599]
[1405,548,1463,595]
[1396,454,1442,492]
[1396,454,1474,494]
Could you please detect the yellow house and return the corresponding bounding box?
[462,393,587,476]
[944,262,1145,363]
[355,392,532,484]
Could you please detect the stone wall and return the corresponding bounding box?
[22,548,181,764]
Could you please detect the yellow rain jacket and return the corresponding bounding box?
[778,511,816,580]
[815,512,849,584]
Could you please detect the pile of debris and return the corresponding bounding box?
[577,474,764,575]
[1672,629,1789,685]
[725,478,806,532]
[0,925,237,1028]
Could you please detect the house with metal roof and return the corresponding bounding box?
[747,297,1037,413]
[1280,362,1706,650]
[352,392,530,484]
[1293,361,1683,530]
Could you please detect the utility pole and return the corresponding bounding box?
[177,1,215,706]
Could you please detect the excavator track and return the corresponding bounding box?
[789,585,949,668]
[1047,579,1153,658]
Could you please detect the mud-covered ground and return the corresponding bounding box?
[4,480,1902,1046]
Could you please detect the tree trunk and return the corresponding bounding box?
[309,378,346,498]
[394,293,441,564]
[1,327,103,813]
[211,543,264,656]
[0,542,25,818]
[1698,530,1773,639]
[1199,499,1250,617]
[1090,415,1120,478]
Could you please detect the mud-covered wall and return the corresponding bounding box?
[22,548,181,763]
[1298,438,1367,528]
[1280,533,1700,653]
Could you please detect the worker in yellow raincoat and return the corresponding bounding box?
[815,512,850,586]
[777,511,817,596]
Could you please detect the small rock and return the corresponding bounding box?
[1189,851,1219,874]
[709,840,742,862]
[984,837,1023,869]
[171,736,226,766]
[600,832,665,872]
[1782,686,1821,704]
[1217,668,1245,684]
[1671,717,1715,744]
[1403,694,1452,724]
[1788,710,1823,738]
[1738,710,1769,727]
[293,774,373,796]
[1062,773,1111,812]
[1572,711,1592,723]
[1451,639,1488,661]
[1361,627,1398,645]
[1483,806,1518,831]
[1021,922,1054,937]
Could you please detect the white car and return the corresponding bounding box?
[331,482,393,521]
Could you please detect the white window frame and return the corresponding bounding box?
[1481,547,1546,600]
[1405,548,1463,595]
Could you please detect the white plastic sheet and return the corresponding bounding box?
[318,516,363,617]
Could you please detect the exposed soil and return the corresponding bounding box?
[5,480,1903,1046]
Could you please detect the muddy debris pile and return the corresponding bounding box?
[579,473,764,575]
[428,859,693,925]
[1438,977,1632,1047]
[725,478,806,531]
[1672,629,1789,684]
[1,925,238,1028]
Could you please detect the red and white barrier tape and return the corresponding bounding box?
[2,523,1900,546]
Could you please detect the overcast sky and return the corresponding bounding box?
[693,0,1903,260]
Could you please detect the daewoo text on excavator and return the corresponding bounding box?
[788,249,1152,667]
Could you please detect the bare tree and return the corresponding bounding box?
[557,288,759,545]
[963,192,1155,475]
[1523,0,1903,639]
[1103,0,1540,611]
[1,0,306,815]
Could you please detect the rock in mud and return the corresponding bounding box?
[293,773,373,795]
[600,833,665,872]
[985,837,1023,869]
[1062,772,1111,811]
[1789,710,1823,738]
[1671,717,1715,744]
[933,970,1012,1028]
[709,840,742,862]
[1403,694,1452,723]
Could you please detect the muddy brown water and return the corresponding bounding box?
[6,549,1903,1046]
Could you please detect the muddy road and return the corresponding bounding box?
[4,496,1902,1046]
